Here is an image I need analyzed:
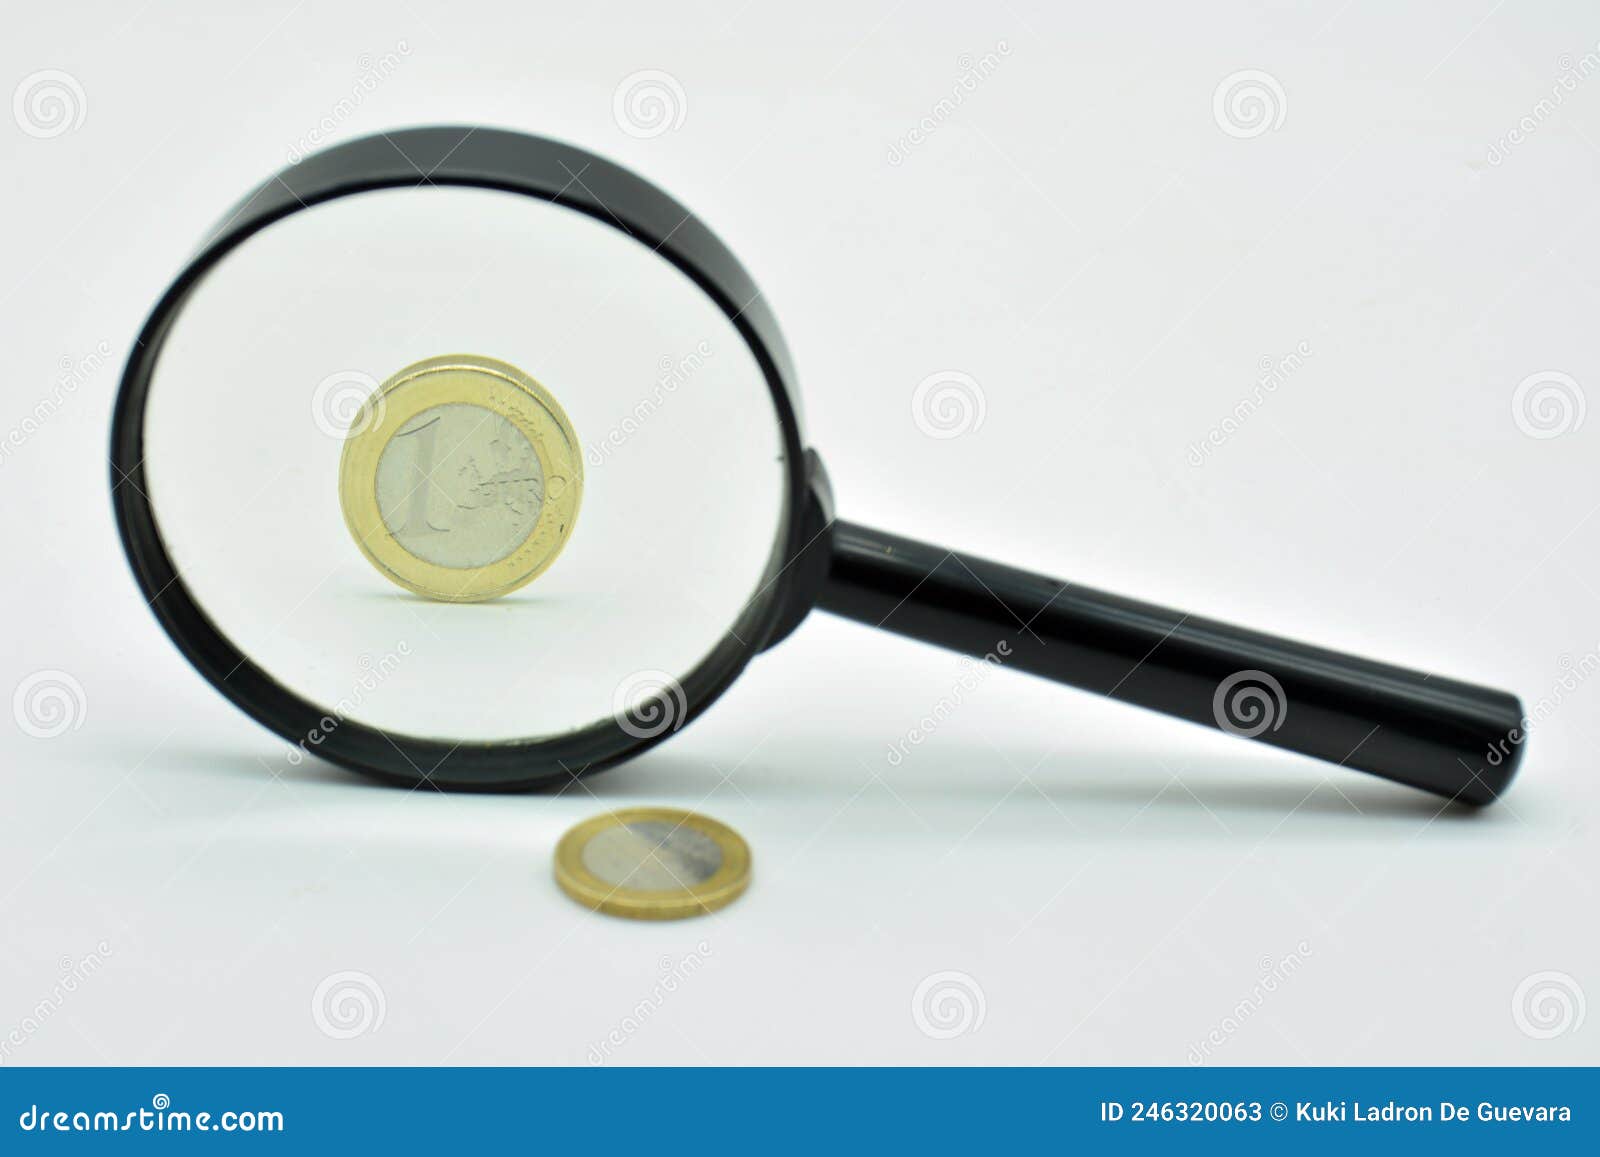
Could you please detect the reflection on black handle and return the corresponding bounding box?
[818,521,1524,806]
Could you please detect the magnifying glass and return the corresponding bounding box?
[111,126,1525,806]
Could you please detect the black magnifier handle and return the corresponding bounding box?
[816,521,1524,805]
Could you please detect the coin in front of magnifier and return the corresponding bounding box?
[338,354,583,602]
[554,807,752,920]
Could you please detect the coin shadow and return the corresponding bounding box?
[350,589,577,608]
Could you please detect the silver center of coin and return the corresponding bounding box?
[580,822,725,891]
[373,403,545,569]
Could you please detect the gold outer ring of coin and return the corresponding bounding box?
[554,807,752,921]
[338,354,583,602]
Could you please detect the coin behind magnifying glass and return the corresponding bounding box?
[554,807,752,920]
[338,354,582,601]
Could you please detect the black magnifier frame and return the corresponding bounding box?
[113,125,813,790]
[112,125,1526,806]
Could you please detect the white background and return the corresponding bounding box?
[1,0,1595,1065]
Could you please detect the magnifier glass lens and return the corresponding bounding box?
[142,186,788,746]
